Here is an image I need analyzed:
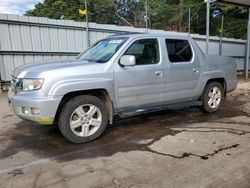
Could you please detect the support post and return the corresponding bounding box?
[85,0,90,47]
[245,8,250,79]
[219,15,224,55]
[206,0,210,54]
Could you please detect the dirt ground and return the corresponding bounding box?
[0,80,249,188]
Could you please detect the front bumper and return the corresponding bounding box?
[8,88,61,125]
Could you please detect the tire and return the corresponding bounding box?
[200,82,225,113]
[58,95,108,144]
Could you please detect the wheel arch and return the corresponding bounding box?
[199,77,226,101]
[54,89,114,125]
[206,77,226,96]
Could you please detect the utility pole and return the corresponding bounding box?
[245,8,250,79]
[145,0,149,32]
[180,0,184,30]
[206,0,218,54]
[85,0,90,47]
[188,7,191,36]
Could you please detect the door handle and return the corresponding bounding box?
[155,71,163,77]
[193,68,199,73]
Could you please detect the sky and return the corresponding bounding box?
[0,0,42,15]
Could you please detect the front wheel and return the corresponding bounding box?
[200,82,225,113]
[58,95,108,143]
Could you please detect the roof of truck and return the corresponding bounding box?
[108,32,191,40]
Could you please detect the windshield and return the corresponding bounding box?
[78,37,128,63]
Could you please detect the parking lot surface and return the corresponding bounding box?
[0,80,249,188]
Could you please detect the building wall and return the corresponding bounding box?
[0,14,247,81]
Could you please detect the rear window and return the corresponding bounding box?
[165,39,193,63]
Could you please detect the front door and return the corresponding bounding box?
[114,38,166,112]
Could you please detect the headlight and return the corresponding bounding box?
[21,79,44,91]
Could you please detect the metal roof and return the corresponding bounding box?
[217,0,250,7]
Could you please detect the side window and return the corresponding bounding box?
[124,39,160,65]
[165,39,193,63]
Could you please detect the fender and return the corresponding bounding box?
[195,70,226,99]
[47,78,116,103]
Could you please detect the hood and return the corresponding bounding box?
[13,59,95,78]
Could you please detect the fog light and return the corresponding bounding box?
[22,107,30,115]
[31,107,40,115]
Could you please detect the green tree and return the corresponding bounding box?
[25,0,248,39]
[26,0,81,20]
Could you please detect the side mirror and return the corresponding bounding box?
[120,55,136,67]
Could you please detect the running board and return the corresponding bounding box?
[119,101,202,118]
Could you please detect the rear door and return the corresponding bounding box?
[114,38,166,112]
[164,38,201,103]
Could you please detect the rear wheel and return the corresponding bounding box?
[201,82,225,113]
[58,95,108,143]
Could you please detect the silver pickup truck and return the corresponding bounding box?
[8,33,237,143]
